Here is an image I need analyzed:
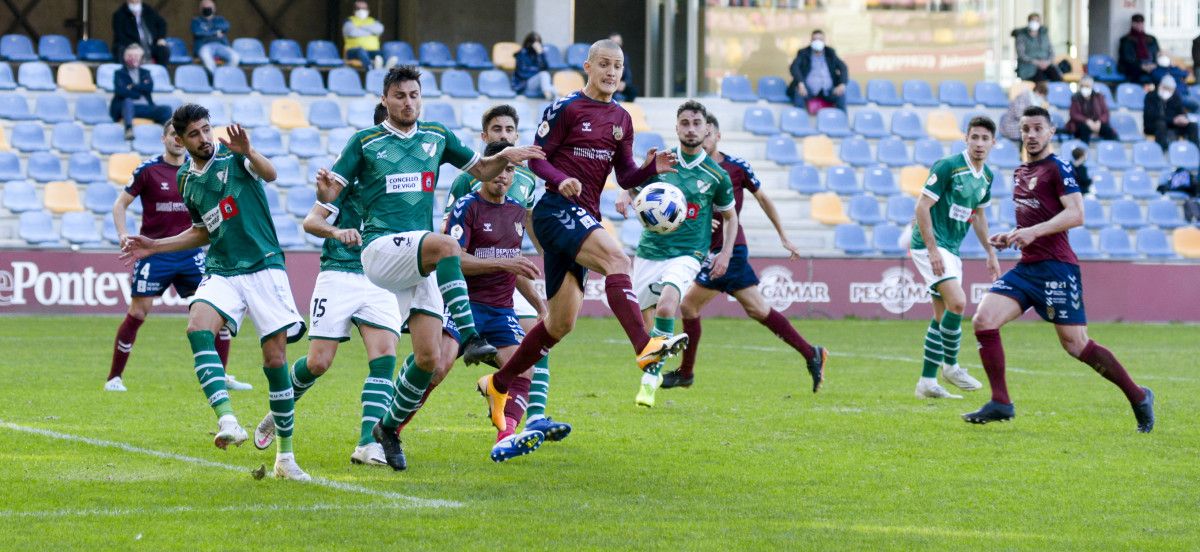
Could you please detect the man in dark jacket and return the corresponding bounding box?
[109,44,172,136]
[112,0,170,65]
[787,29,848,112]
[1066,76,1118,143]
[1118,13,1160,84]
[1144,76,1199,151]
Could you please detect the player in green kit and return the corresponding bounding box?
[121,106,311,480]
[316,66,544,471]
[910,116,1002,399]
[620,100,737,407]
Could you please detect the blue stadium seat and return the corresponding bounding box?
[839,137,873,167]
[1059,138,1086,158]
[38,34,75,62]
[1087,54,1123,83]
[743,107,778,136]
[779,108,816,137]
[0,94,33,120]
[1110,199,1146,229]
[125,195,142,216]
[834,223,872,255]
[959,226,986,258]
[460,101,488,131]
[618,218,641,249]
[253,127,286,157]
[1096,140,1131,170]
[886,194,916,224]
[102,214,137,243]
[864,166,900,195]
[365,68,385,96]
[851,109,887,139]
[456,42,493,69]
[478,69,517,98]
[288,128,324,158]
[252,66,289,95]
[27,152,64,182]
[19,210,59,246]
[1147,198,1186,229]
[346,101,377,129]
[33,94,70,124]
[0,35,38,61]
[565,43,588,70]
[68,152,103,183]
[765,135,801,165]
[816,108,851,138]
[1091,169,1120,199]
[1099,227,1135,258]
[305,155,334,184]
[0,63,14,90]
[901,79,937,107]
[913,139,943,167]
[758,76,789,103]
[948,140,966,156]
[990,172,1013,199]
[997,198,1016,226]
[289,67,327,96]
[440,69,478,99]
[1115,83,1144,111]
[1046,81,1072,110]
[11,122,48,152]
[0,156,25,185]
[1068,227,1100,259]
[213,66,251,94]
[95,62,118,91]
[1168,141,1200,170]
[306,40,344,67]
[937,80,973,108]
[890,110,926,140]
[866,79,902,106]
[83,181,117,214]
[61,211,102,246]
[197,98,230,126]
[873,223,906,255]
[307,100,344,130]
[876,137,911,168]
[322,67,362,97]
[973,81,1008,108]
[423,102,459,129]
[51,122,86,153]
[418,41,455,68]
[788,164,822,194]
[269,39,307,65]
[174,65,212,93]
[144,63,173,93]
[1094,83,1114,104]
[419,70,442,97]
[1110,113,1142,142]
[132,124,162,155]
[327,127,356,156]
[599,189,622,220]
[381,41,417,66]
[270,155,304,188]
[273,215,306,248]
[844,79,865,106]
[164,37,191,64]
[3,180,38,212]
[286,186,317,216]
[232,98,269,128]
[1122,168,1157,199]
[1136,227,1175,258]
[990,139,1020,170]
[513,102,537,131]
[91,124,129,155]
[720,75,756,102]
[232,38,269,65]
[1082,197,1107,229]
[260,187,284,216]
[632,132,666,161]
[542,43,567,71]
[825,165,860,195]
[17,61,55,91]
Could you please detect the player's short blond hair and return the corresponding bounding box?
[587,39,623,62]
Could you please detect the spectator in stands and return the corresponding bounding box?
[1144,76,1199,151]
[1000,80,1050,142]
[112,0,170,65]
[787,29,848,113]
[1066,76,1117,143]
[1150,52,1198,112]
[191,0,238,74]
[609,32,638,102]
[512,32,554,100]
[1072,147,1092,195]
[109,43,172,139]
[1192,33,1199,80]
[343,0,389,70]
[1118,13,1160,84]
[1014,13,1061,82]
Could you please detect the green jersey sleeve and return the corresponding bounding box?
[329,133,365,190]
[713,168,735,212]
[444,172,475,216]
[435,124,480,172]
[922,160,952,201]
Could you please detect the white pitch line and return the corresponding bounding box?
[0,502,412,520]
[0,421,461,509]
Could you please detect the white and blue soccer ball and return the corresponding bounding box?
[633,183,687,234]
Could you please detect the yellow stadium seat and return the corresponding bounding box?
[622,100,652,133]
[132,118,156,126]
[810,192,850,225]
[926,110,963,141]
[900,165,929,197]
[0,126,9,151]
[44,181,84,214]
[601,217,619,240]
[1173,227,1200,258]
[492,41,520,71]
[1058,56,1084,83]
[553,70,585,98]
[1007,80,1034,100]
[57,62,96,93]
[108,152,142,185]
[271,98,309,130]
[802,135,838,168]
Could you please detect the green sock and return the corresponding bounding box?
[360,355,397,446]
[940,311,963,367]
[187,331,233,419]
[263,364,295,454]
[525,354,550,422]
[921,318,943,379]
[379,356,433,431]
[646,316,675,376]
[436,256,478,341]
[289,356,321,402]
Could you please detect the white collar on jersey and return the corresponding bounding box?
[960,151,985,179]
[674,146,708,170]
[187,143,220,176]
[382,119,418,139]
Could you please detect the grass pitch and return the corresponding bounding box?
[0,315,1196,550]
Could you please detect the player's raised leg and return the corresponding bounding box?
[732,285,827,394]
[1056,324,1154,432]
[374,311,442,471]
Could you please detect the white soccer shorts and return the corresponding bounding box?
[190,268,305,341]
[632,256,702,310]
[361,231,444,323]
[307,270,403,341]
[512,288,539,318]
[910,246,964,296]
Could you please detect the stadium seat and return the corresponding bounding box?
[989,139,1020,170]
[565,43,589,70]
[289,67,327,96]
[51,122,86,154]
[512,103,536,131]
[0,94,33,120]
[889,110,926,140]
[825,165,860,195]
[539,43,567,71]
[19,210,59,246]
[460,101,488,131]
[0,63,14,90]
[44,181,83,214]
[720,75,756,102]
[1147,198,1187,229]
[1135,227,1175,258]
[811,192,851,225]
[37,34,74,62]
[1115,83,1145,111]
[56,62,95,92]
[1068,227,1100,259]
[306,40,343,67]
[269,155,304,188]
[78,38,112,62]
[94,63,118,92]
[286,185,316,217]
[599,189,622,220]
[346,101,377,129]
[172,65,210,93]
[212,66,251,94]
[1110,199,1146,229]
[129,125,158,155]
[990,173,1013,199]
[310,67,357,97]
[866,79,902,106]
[381,41,418,66]
[230,37,269,65]
[0,35,37,61]
[93,124,131,155]
[229,98,268,128]
[3,180,38,212]
[624,102,652,132]
[552,71,584,97]
[34,94,71,124]
[851,110,887,139]
[17,61,55,91]
[632,132,666,161]
[863,166,900,196]
[757,76,789,103]
[1098,227,1135,258]
[1110,113,1142,143]
[363,68,386,96]
[307,100,345,130]
[834,223,872,254]
[913,139,943,167]
[269,39,307,65]
[901,80,938,107]
[423,102,460,129]
[816,108,851,138]
[973,81,1008,108]
[873,223,906,255]
[1082,197,1107,229]
[0,126,9,151]
[839,137,873,167]
[885,194,916,225]
[899,165,928,197]
[959,226,987,258]
[419,70,442,97]
[288,128,324,159]
[68,152,104,183]
[779,108,816,137]
[106,152,139,185]
[997,198,1016,226]
[937,80,973,108]
[270,99,309,130]
[163,37,191,64]
[11,123,47,153]
[456,42,493,70]
[1086,54,1123,83]
[491,41,520,71]
[1096,140,1131,170]
[1167,141,1200,170]
[82,181,116,214]
[249,65,288,95]
[1173,226,1200,258]
[305,155,334,184]
[743,107,777,136]
[947,140,966,156]
[197,97,230,126]
[765,136,801,165]
[1046,81,1072,110]
[1121,169,1156,199]
[926,110,963,141]
[61,211,102,246]
[326,126,356,156]
[787,164,822,194]
[144,64,173,93]
[803,135,838,168]
[418,41,455,68]
[842,79,865,106]
[101,212,136,243]
[440,69,478,99]
[273,215,306,249]
[257,186,283,217]
[873,137,911,169]
[478,69,517,98]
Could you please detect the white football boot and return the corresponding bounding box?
[273,453,312,481]
[214,415,248,449]
[942,364,982,391]
[104,377,127,392]
[350,442,387,466]
[224,375,253,391]
[915,378,962,399]
[253,413,275,450]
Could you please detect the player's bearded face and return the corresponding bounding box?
[180,121,215,161]
[383,81,422,128]
[677,112,707,148]
[486,165,515,198]
[1020,116,1053,157]
[484,116,519,145]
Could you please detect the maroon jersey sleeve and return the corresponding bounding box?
[611,108,657,190]
[124,158,152,197]
[530,98,574,187]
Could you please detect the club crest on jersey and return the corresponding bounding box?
[422,143,437,157]
[1027,176,1038,190]
[686,202,700,219]
[514,222,523,236]
[216,169,228,184]
[449,224,463,239]
[612,124,624,141]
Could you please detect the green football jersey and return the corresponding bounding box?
[443,164,538,222]
[329,120,480,245]
[636,148,735,262]
[179,143,284,276]
[910,152,994,256]
[318,183,364,273]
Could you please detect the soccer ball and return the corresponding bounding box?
[633,183,687,234]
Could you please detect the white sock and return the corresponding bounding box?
[641,372,659,386]
[919,376,937,386]
[276,452,295,462]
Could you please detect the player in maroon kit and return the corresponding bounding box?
[965,106,1155,432]
[475,39,684,431]
[106,122,247,392]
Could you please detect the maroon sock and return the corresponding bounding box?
[503,375,531,424]
[494,322,559,392]
[215,328,231,367]
[396,382,438,434]
[975,329,1011,405]
[761,310,816,360]
[604,273,650,353]
[108,314,144,380]
[1079,340,1146,404]
[679,317,702,377]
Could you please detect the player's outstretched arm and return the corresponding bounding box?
[118,226,210,265]
[112,191,136,249]
[468,145,545,183]
[1009,192,1084,249]
[302,202,360,246]
[752,188,801,259]
[221,124,277,183]
[614,146,677,190]
[516,276,548,320]
[314,168,344,204]
[971,207,1001,280]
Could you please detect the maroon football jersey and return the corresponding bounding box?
[444,192,528,308]
[711,153,762,251]
[124,156,192,239]
[1012,153,1080,265]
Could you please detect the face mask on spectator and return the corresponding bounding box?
[811,40,825,52]
[1159,88,1173,100]
[1080,87,1092,98]
[129,3,142,15]
[201,7,214,16]
[1028,21,1041,32]
[1158,55,1171,67]
[355,9,369,19]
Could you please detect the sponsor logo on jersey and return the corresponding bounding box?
[483,222,493,232]
[449,224,464,239]
[749,266,830,311]
[849,267,930,314]
[386,172,434,194]
[581,122,592,132]
[537,121,550,138]
[218,196,238,220]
